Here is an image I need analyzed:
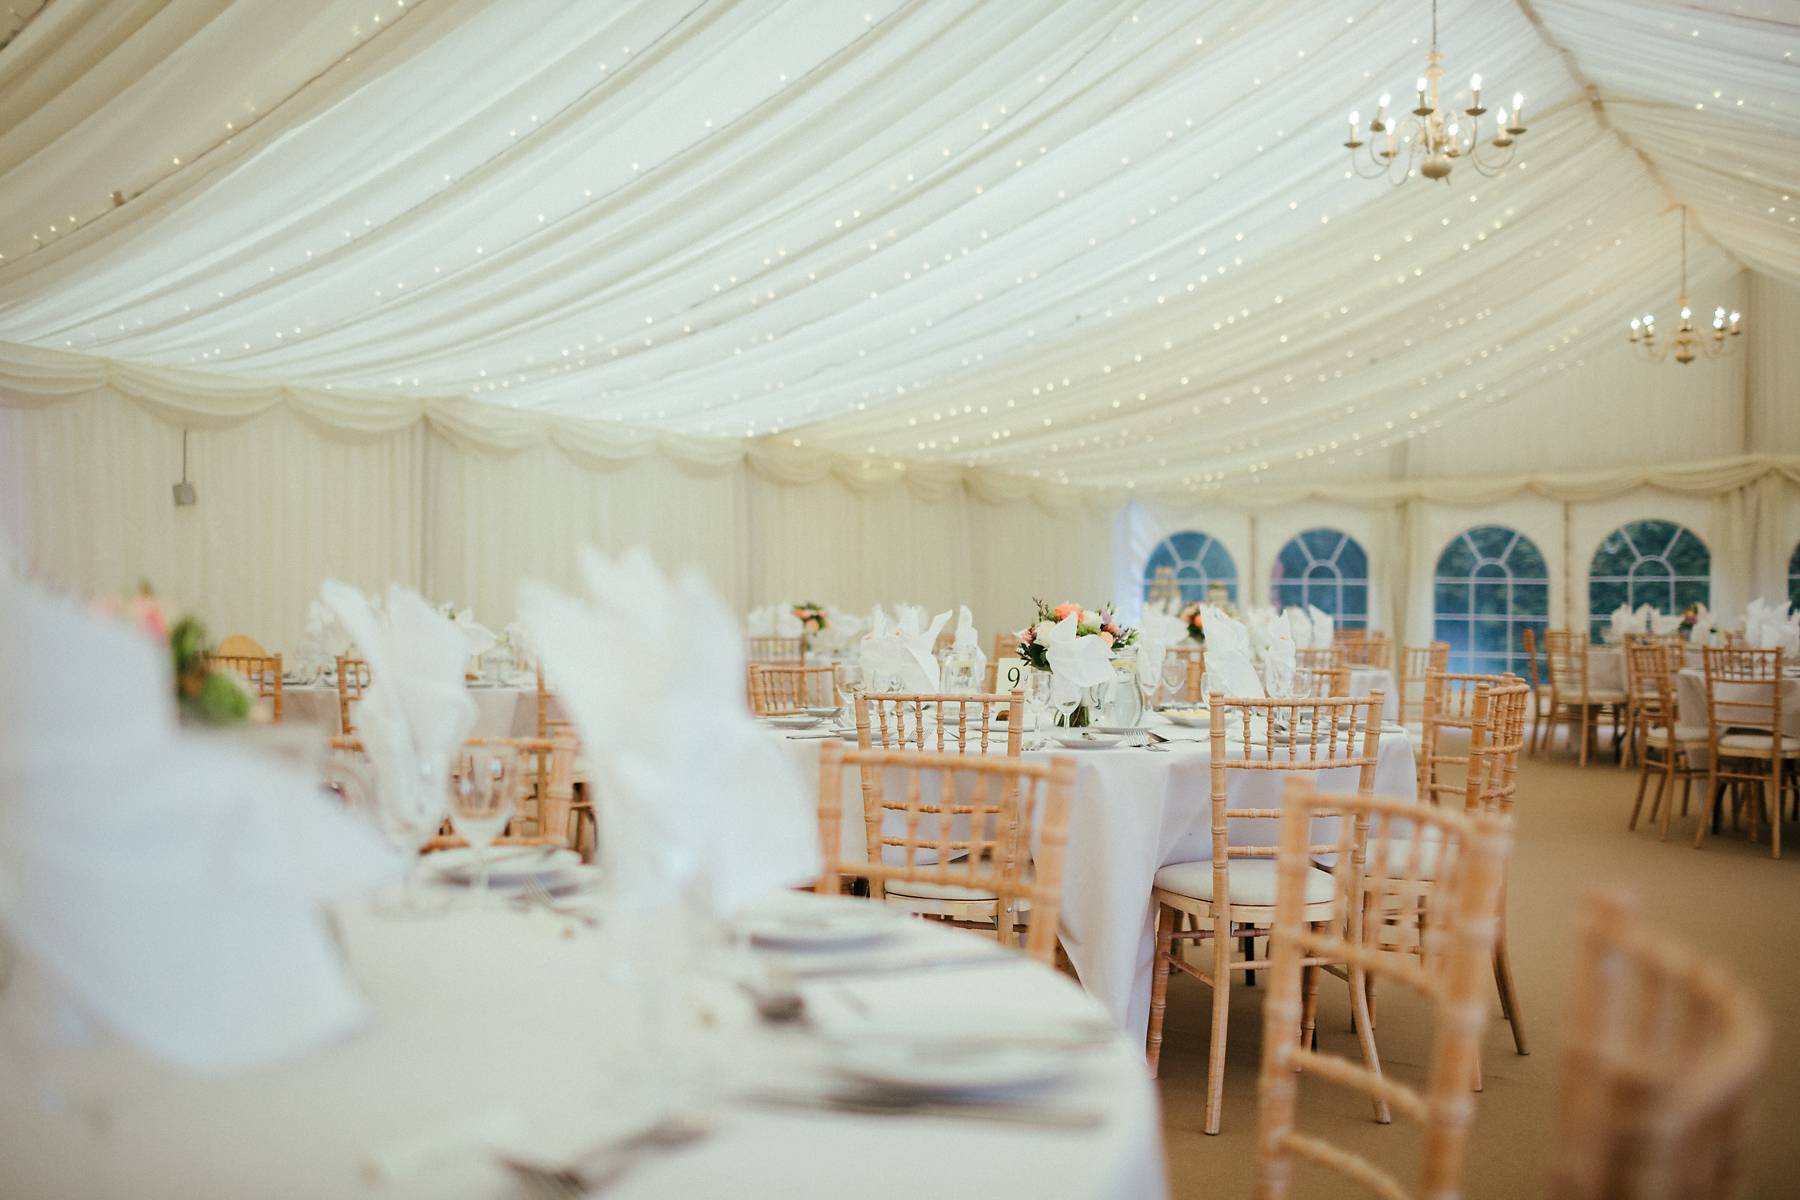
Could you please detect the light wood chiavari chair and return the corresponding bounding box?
[1520,627,1553,755]
[1146,692,1386,1134]
[855,691,1022,756]
[335,655,371,736]
[1398,642,1450,729]
[1418,671,1509,808]
[1627,643,1706,841]
[1697,647,1795,859]
[1549,891,1769,1200]
[1544,630,1626,767]
[747,635,806,664]
[1333,628,1367,651]
[327,734,582,855]
[748,663,837,715]
[1295,646,1348,673]
[1292,664,1350,699]
[208,651,283,721]
[814,741,1075,965]
[216,633,269,658]
[1253,778,1512,1200]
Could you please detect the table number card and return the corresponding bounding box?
[993,658,1028,693]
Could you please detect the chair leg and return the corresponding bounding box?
[1578,706,1590,768]
[1243,935,1257,987]
[1695,768,1717,849]
[1493,925,1528,1055]
[1299,928,1322,1053]
[1629,758,1652,831]
[1203,919,1232,1136]
[1770,766,1782,861]
[1146,903,1176,1077]
[1347,961,1391,1124]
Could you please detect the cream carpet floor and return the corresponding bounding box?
[1152,744,1800,1198]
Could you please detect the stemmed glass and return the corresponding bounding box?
[447,745,522,901]
[834,662,863,728]
[370,754,453,916]
[1053,679,1082,730]
[1161,652,1190,707]
[1025,669,1053,737]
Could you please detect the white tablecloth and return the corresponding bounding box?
[1675,667,1800,737]
[282,683,552,737]
[780,718,1417,1039]
[1348,667,1399,720]
[0,899,1165,1200]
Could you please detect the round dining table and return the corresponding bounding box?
[778,712,1417,1040]
[0,893,1166,1199]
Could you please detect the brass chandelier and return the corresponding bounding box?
[1628,207,1742,365]
[1343,0,1528,184]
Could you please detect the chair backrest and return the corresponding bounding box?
[1549,892,1769,1200]
[335,655,371,736]
[1399,642,1451,724]
[1295,646,1348,672]
[1255,777,1512,1200]
[1700,646,1783,740]
[1462,680,1530,819]
[1350,631,1393,670]
[855,691,1023,756]
[1545,630,1592,697]
[814,741,1076,964]
[747,635,806,664]
[1208,693,1384,909]
[207,651,284,721]
[1521,626,1544,691]
[1625,642,1678,725]
[748,663,836,715]
[328,733,577,847]
[1419,671,1509,807]
[216,632,269,658]
[1334,628,1367,649]
[1292,664,1350,699]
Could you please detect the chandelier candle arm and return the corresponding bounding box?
[1625,207,1744,365]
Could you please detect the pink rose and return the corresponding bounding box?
[1098,630,1115,648]
[125,594,167,640]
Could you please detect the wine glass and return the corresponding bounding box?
[1025,669,1053,734]
[834,662,863,727]
[1053,680,1082,730]
[1161,652,1189,705]
[369,754,453,916]
[447,745,522,900]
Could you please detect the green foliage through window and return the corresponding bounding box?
[1432,526,1549,676]
[1142,531,1238,605]
[1588,519,1710,642]
[1270,528,1369,628]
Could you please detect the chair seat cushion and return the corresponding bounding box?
[884,877,1001,903]
[1375,831,1443,881]
[1644,724,1708,747]
[1718,732,1800,756]
[1153,858,1334,907]
[1580,689,1627,705]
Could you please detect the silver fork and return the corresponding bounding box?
[501,1115,712,1197]
[515,878,600,927]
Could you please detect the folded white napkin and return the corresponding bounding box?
[520,549,819,916]
[1241,606,1276,658]
[0,571,398,1071]
[1687,602,1718,645]
[1607,603,1638,643]
[1650,611,1683,636]
[295,598,352,676]
[322,582,479,842]
[1136,606,1188,689]
[746,605,776,637]
[1745,598,1800,655]
[1033,612,1115,707]
[1282,606,1313,650]
[947,606,988,690]
[1202,606,1264,698]
[1263,612,1298,698]
[444,606,497,659]
[1307,604,1335,648]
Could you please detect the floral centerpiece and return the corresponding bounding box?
[94,589,252,725]
[792,602,827,636]
[1017,599,1137,726]
[1680,603,1700,638]
[1177,601,1207,643]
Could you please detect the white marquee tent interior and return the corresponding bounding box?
[2,0,1798,651]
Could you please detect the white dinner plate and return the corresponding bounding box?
[768,714,823,729]
[425,846,581,887]
[739,896,898,951]
[802,705,842,718]
[1091,723,1143,735]
[1052,731,1123,750]
[1164,711,1209,728]
[825,1039,1075,1098]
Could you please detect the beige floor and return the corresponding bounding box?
[1152,740,1800,1198]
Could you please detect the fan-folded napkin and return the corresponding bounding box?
[1263,612,1298,698]
[1137,605,1188,689]
[1201,606,1264,698]
[0,573,397,1071]
[1306,604,1335,648]
[520,549,818,916]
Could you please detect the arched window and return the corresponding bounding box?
[1271,528,1369,628]
[1142,530,1238,605]
[1588,519,1711,642]
[1432,526,1550,676]
[1789,542,1800,610]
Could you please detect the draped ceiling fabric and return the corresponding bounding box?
[1,1,1797,644]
